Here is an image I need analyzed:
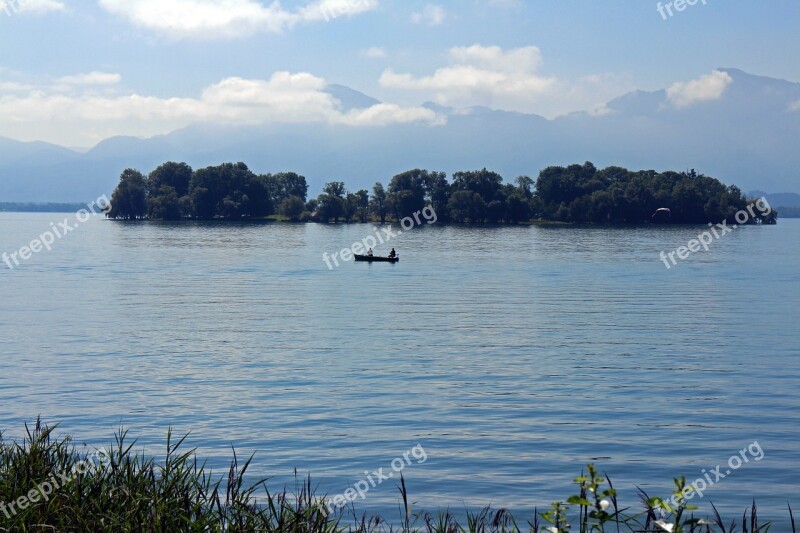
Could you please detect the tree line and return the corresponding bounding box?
[107,161,776,224]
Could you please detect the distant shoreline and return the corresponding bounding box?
[3,210,798,222]
[0,203,87,213]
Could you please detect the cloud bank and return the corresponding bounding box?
[97,0,379,38]
[380,44,557,111]
[0,71,441,146]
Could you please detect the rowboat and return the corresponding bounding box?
[354,254,399,263]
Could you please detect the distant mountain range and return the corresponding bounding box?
[749,191,800,217]
[1,67,798,202]
[750,191,800,208]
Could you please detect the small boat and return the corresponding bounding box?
[354,254,399,263]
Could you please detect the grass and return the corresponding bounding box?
[1,420,796,532]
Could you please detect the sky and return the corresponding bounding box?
[0,0,798,147]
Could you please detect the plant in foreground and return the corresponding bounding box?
[1,421,797,532]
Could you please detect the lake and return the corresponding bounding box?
[1,212,798,525]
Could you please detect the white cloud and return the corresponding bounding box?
[666,70,733,108]
[338,103,445,127]
[449,44,542,73]
[378,44,636,118]
[789,100,800,112]
[56,71,122,86]
[299,0,378,22]
[97,0,378,38]
[0,81,35,92]
[361,46,387,59]
[199,73,336,122]
[411,4,445,26]
[380,44,555,110]
[0,70,443,146]
[3,0,65,14]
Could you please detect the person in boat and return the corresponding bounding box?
[367,248,374,257]
[388,248,396,258]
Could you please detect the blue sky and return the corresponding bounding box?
[1,0,798,147]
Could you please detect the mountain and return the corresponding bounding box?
[0,71,798,202]
[325,84,381,111]
[750,191,800,208]
[749,190,800,217]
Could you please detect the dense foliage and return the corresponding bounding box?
[107,162,309,221]
[1,421,795,532]
[107,161,777,225]
[533,162,777,224]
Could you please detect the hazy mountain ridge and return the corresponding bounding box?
[750,191,800,207]
[1,69,798,202]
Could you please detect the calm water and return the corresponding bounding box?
[1,213,798,524]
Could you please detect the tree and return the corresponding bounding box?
[354,189,370,223]
[147,162,192,198]
[316,181,347,223]
[107,169,147,220]
[316,194,344,223]
[515,175,534,199]
[448,190,486,223]
[147,163,192,219]
[486,200,505,223]
[506,194,530,223]
[387,169,429,220]
[370,182,388,224]
[426,172,450,223]
[323,181,346,198]
[343,192,359,223]
[259,174,282,206]
[451,169,503,205]
[532,162,754,224]
[147,186,182,220]
[279,196,306,221]
[191,186,214,220]
[276,172,309,202]
[243,175,272,217]
[188,163,271,219]
[263,172,309,206]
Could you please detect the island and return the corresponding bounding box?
[106,161,778,225]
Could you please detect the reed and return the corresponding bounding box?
[0,420,794,532]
